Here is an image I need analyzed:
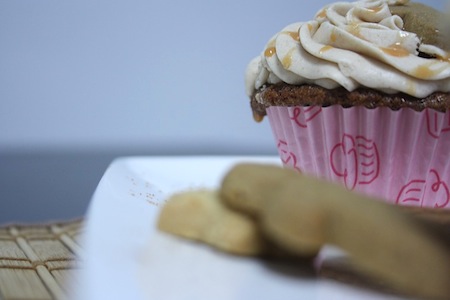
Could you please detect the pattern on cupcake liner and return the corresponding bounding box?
[289,106,322,128]
[277,140,301,171]
[330,134,380,191]
[426,109,450,139]
[396,170,450,208]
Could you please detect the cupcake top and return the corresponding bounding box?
[245,0,450,101]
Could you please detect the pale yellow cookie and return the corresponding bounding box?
[157,189,266,256]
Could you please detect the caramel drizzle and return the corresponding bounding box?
[264,47,276,57]
[264,40,276,57]
[347,23,363,39]
[330,30,337,43]
[367,5,383,13]
[412,63,449,79]
[437,53,450,63]
[317,8,327,19]
[286,31,300,42]
[380,43,410,57]
[265,30,299,60]
[319,45,334,55]
[263,4,450,82]
[282,48,296,68]
[252,111,264,122]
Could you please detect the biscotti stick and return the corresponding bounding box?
[157,189,266,256]
[268,176,450,299]
[220,163,299,216]
[221,163,450,227]
[221,163,450,299]
[158,188,319,260]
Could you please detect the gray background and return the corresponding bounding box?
[1,0,447,223]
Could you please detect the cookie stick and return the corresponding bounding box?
[222,163,450,229]
[158,187,320,259]
[157,189,267,256]
[220,163,299,217]
[221,163,450,299]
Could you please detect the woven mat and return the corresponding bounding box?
[0,211,446,300]
[0,219,83,300]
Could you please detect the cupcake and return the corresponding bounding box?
[245,0,450,208]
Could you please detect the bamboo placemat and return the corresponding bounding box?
[0,209,446,300]
[0,219,83,300]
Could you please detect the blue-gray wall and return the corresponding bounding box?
[0,0,447,223]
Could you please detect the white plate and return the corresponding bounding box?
[74,156,408,300]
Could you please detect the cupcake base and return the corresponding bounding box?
[267,105,450,209]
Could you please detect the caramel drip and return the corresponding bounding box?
[282,55,292,68]
[347,23,363,39]
[380,44,410,57]
[367,5,383,13]
[285,31,300,41]
[319,45,334,55]
[317,8,327,19]
[264,40,276,57]
[412,65,435,79]
[252,111,264,122]
[406,80,416,96]
[330,30,337,43]
[264,47,276,57]
[411,63,449,79]
[437,52,450,63]
[282,48,295,68]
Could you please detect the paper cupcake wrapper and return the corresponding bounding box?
[267,105,450,209]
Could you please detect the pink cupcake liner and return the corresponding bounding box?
[266,105,450,209]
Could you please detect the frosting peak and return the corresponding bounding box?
[246,0,450,99]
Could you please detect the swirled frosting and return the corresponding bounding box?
[245,0,450,99]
